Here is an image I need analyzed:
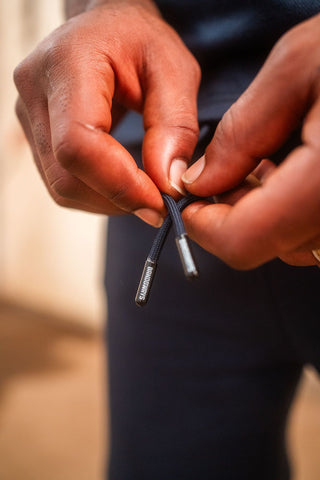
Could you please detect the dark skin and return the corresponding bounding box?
[182,14,320,269]
[14,0,201,226]
[14,1,320,269]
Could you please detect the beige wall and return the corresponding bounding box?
[1,0,106,328]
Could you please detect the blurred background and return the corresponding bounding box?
[1,1,107,479]
[0,1,319,479]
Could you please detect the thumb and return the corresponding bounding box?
[182,19,318,196]
[142,47,201,197]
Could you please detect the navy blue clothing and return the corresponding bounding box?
[105,3,320,479]
[157,0,318,61]
[115,0,320,141]
[106,128,320,480]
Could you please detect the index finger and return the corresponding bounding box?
[46,50,164,220]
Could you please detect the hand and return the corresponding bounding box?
[14,1,201,226]
[182,14,320,268]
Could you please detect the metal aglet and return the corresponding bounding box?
[175,234,199,280]
[135,258,157,307]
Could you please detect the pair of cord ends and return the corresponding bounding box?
[135,236,198,307]
[135,195,199,307]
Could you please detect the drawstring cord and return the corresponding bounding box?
[135,122,217,307]
[135,194,201,307]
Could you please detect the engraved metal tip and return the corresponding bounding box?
[135,258,157,307]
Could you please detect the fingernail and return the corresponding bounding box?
[134,208,163,228]
[246,173,261,187]
[169,158,188,195]
[182,155,206,185]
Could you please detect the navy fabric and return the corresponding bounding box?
[105,126,320,480]
[156,0,319,62]
[113,1,320,143]
[105,3,320,479]
[156,0,320,119]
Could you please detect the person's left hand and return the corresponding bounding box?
[181,14,320,269]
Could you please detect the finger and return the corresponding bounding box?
[182,16,320,196]
[45,51,164,224]
[142,36,201,197]
[251,159,277,183]
[15,97,47,184]
[215,159,276,206]
[302,80,320,149]
[16,97,125,215]
[279,233,320,266]
[183,145,320,269]
[279,250,319,267]
[283,234,320,266]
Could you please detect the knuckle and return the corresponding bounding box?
[50,174,77,200]
[45,171,76,207]
[156,110,200,141]
[15,98,24,121]
[107,183,131,208]
[174,121,199,140]
[13,60,32,94]
[169,104,200,140]
[54,133,81,171]
[213,107,241,153]
[191,57,202,85]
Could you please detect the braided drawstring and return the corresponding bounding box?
[135,194,201,306]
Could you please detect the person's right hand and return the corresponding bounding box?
[14,1,201,226]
